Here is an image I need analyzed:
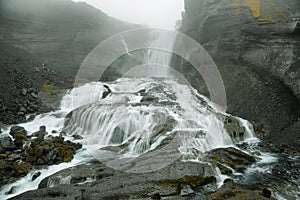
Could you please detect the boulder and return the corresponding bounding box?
[206,147,256,172]
[9,126,27,138]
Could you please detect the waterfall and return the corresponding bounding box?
[142,30,176,77]
[0,77,259,199]
[64,78,258,172]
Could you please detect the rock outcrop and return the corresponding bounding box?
[177,0,300,150]
[10,161,216,199]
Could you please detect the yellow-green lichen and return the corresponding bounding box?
[230,0,261,19]
[258,16,275,25]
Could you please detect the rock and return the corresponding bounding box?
[207,180,270,200]
[224,116,246,140]
[21,88,27,96]
[0,136,15,152]
[17,112,25,116]
[180,185,195,197]
[9,126,27,138]
[72,134,83,140]
[14,132,28,148]
[272,156,300,180]
[206,147,256,172]
[110,127,125,144]
[31,161,214,199]
[31,92,38,98]
[8,153,21,161]
[150,192,161,200]
[102,85,111,99]
[39,126,46,132]
[31,172,42,181]
[262,188,272,198]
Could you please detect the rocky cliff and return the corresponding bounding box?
[178,0,300,149]
[0,0,138,76]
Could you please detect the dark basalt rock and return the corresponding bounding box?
[207,179,271,200]
[0,126,82,187]
[207,147,256,173]
[9,126,27,138]
[14,161,215,200]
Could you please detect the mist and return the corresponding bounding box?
[72,0,184,29]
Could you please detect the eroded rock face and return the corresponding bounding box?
[11,161,216,200]
[178,0,300,150]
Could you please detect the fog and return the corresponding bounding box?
[72,0,184,29]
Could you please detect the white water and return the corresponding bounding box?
[0,77,260,199]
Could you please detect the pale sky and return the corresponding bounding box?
[72,0,184,29]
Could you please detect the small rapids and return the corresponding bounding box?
[0,78,297,199]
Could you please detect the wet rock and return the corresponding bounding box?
[224,116,246,140]
[207,147,256,173]
[272,156,300,180]
[9,126,27,138]
[39,125,46,132]
[14,132,27,148]
[262,188,272,198]
[0,126,82,187]
[180,185,195,197]
[110,127,125,144]
[32,172,42,181]
[102,85,111,98]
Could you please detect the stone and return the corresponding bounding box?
[31,92,38,98]
[207,147,256,173]
[8,153,21,161]
[21,88,27,96]
[9,126,27,138]
[19,107,26,113]
[14,132,27,148]
[0,136,15,152]
[39,126,46,132]
[180,185,195,197]
[262,188,272,198]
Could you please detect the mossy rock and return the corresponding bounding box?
[207,147,256,173]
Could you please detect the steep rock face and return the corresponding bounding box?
[0,0,138,76]
[178,0,300,149]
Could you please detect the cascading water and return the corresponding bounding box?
[1,31,296,200]
[0,77,261,199]
[64,78,258,172]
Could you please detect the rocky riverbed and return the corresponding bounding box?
[0,125,82,188]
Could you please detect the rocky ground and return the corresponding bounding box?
[0,43,73,126]
[8,149,273,200]
[0,125,82,189]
